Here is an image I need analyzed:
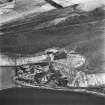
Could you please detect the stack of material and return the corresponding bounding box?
[13,48,105,88]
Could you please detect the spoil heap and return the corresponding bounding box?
[13,48,105,88]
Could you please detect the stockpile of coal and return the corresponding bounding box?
[13,49,86,88]
[12,48,105,90]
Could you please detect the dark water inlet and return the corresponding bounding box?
[0,88,105,105]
